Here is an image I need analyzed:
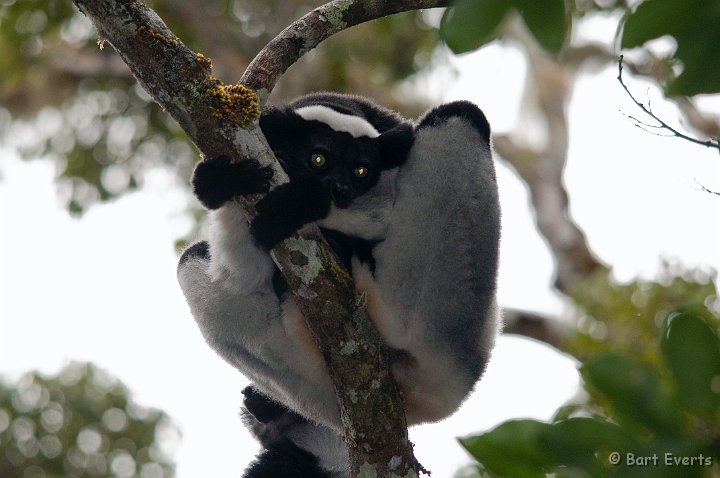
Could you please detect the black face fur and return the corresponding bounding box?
[191,101,415,252]
[260,108,413,209]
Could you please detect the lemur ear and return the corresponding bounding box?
[378,122,414,169]
[259,107,305,155]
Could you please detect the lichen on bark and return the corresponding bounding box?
[204,79,260,127]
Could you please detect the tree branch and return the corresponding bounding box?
[241,0,449,97]
[70,0,448,476]
[617,55,720,153]
[502,308,572,353]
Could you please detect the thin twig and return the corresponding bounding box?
[617,55,720,153]
[693,178,720,197]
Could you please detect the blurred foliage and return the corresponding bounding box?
[0,362,178,478]
[439,0,626,55]
[0,0,79,113]
[0,0,438,214]
[458,264,720,478]
[441,0,569,54]
[440,0,720,96]
[569,261,719,363]
[620,0,720,96]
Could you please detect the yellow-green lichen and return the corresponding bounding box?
[340,340,359,355]
[321,239,352,282]
[205,78,260,128]
[196,52,212,70]
[347,388,359,404]
[383,393,397,414]
[318,0,353,32]
[329,255,352,283]
[137,26,179,46]
[358,463,378,478]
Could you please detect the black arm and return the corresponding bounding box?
[250,176,331,251]
[192,155,274,210]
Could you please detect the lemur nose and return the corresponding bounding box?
[332,183,350,200]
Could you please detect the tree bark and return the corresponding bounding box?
[70,0,447,476]
[492,24,608,296]
[241,0,449,98]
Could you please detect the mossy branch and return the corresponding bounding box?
[70,0,448,476]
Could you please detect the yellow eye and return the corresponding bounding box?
[310,153,326,168]
[354,166,368,178]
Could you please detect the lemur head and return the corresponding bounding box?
[260,99,414,209]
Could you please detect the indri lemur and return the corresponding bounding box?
[178,92,501,477]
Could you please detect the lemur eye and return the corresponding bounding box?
[309,152,326,169]
[354,166,369,179]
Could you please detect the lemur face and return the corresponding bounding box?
[283,125,382,209]
[260,103,409,209]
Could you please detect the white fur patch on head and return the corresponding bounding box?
[294,105,380,138]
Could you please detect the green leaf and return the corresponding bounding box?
[662,312,720,417]
[620,0,705,49]
[542,418,635,474]
[441,0,569,54]
[460,419,552,478]
[666,8,720,96]
[440,0,512,54]
[513,0,568,52]
[462,418,637,477]
[582,353,682,434]
[621,0,720,95]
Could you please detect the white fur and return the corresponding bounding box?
[207,202,274,294]
[294,105,380,138]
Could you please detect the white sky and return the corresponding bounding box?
[1,38,719,477]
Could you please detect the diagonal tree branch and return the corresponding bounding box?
[70,1,447,476]
[502,308,572,353]
[241,0,449,97]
